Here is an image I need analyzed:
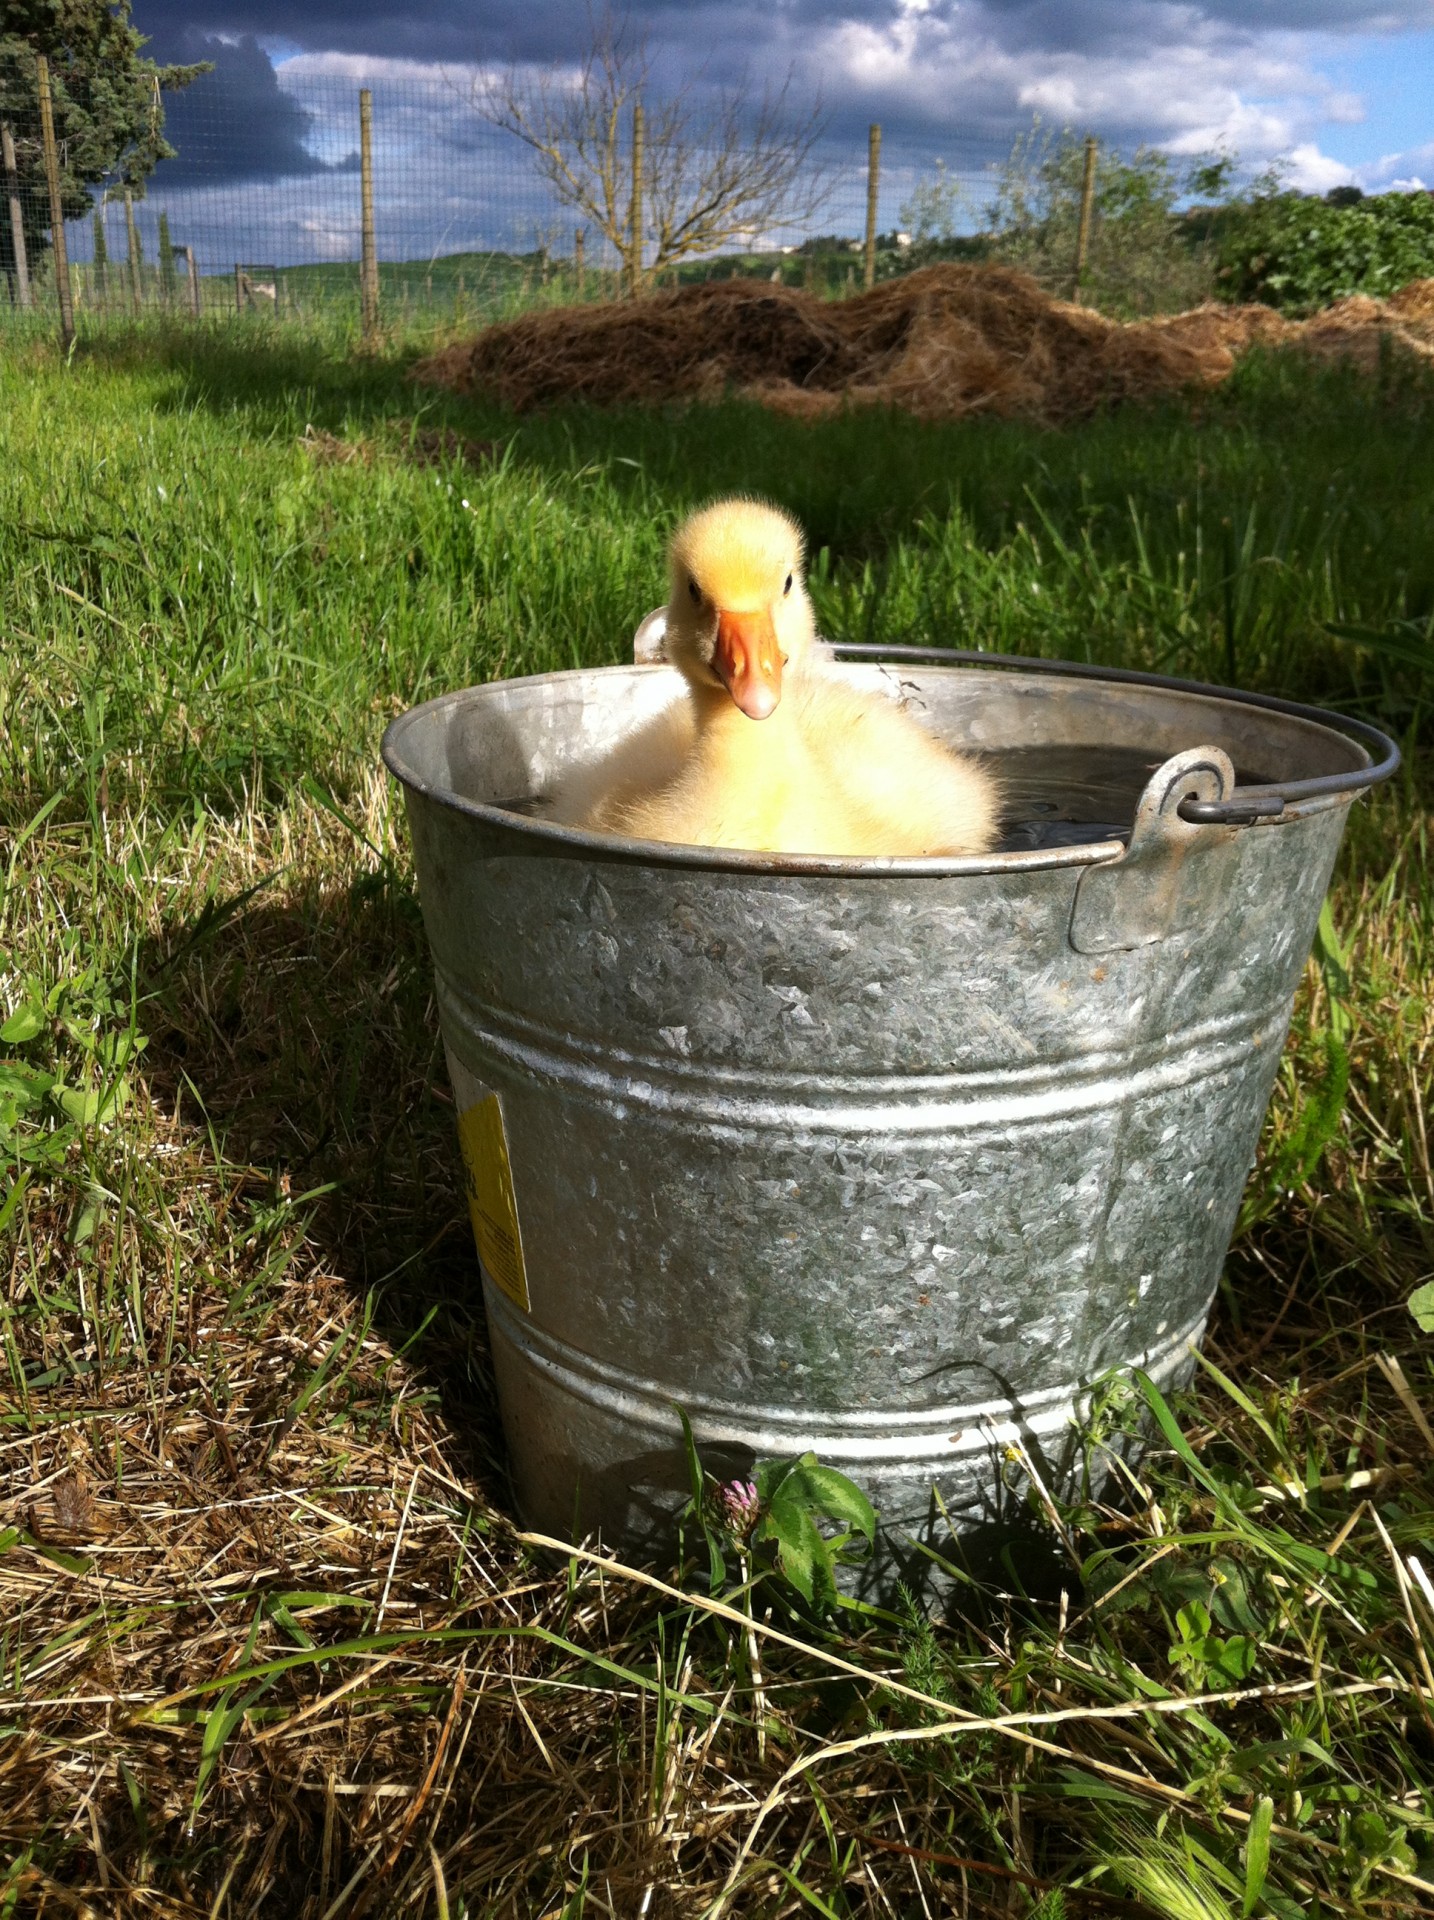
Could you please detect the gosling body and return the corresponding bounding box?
[548,500,999,858]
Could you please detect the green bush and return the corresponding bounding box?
[897,126,1230,317]
[897,130,1434,319]
[1212,188,1434,312]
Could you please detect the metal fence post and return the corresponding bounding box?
[864,123,881,292]
[359,88,379,339]
[2,121,31,309]
[1072,135,1097,303]
[35,57,74,348]
[628,101,644,297]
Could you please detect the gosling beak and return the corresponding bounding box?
[713,607,782,720]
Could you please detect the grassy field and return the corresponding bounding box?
[1,316,1432,1918]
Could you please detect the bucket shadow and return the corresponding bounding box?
[561,1436,1079,1623]
[137,859,511,1502]
[849,1441,1085,1622]
[532,1396,1088,1620]
[872,1504,1077,1623]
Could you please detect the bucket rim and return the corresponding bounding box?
[380,653,1397,878]
[834,643,1399,827]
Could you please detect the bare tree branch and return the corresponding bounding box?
[471,4,831,291]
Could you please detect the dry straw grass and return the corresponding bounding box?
[414,265,1434,424]
[299,421,504,469]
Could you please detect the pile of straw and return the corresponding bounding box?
[415,265,1434,424]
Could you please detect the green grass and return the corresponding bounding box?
[0,317,1432,1918]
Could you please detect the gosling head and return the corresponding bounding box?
[662,498,816,720]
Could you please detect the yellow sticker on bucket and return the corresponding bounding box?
[455,1092,530,1314]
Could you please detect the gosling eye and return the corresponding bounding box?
[687,577,701,605]
[783,573,793,596]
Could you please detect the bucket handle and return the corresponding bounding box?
[826,641,1400,826]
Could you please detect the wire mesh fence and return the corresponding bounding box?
[1,57,1003,339]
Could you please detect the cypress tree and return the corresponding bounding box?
[0,5,210,289]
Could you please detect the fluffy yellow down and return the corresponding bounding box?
[548,498,1000,857]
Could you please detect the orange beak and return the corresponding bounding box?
[713,607,783,720]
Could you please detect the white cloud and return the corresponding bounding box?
[1282,142,1357,192]
[805,4,1413,180]
[278,50,477,86]
[1324,91,1367,125]
[1357,139,1434,190]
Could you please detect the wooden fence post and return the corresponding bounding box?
[91,209,108,308]
[864,122,881,292]
[123,187,142,311]
[158,209,176,305]
[184,244,201,317]
[2,121,31,308]
[234,262,244,314]
[574,227,585,297]
[1072,135,1097,303]
[35,58,74,348]
[628,100,644,296]
[359,88,379,339]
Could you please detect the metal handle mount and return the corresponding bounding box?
[1070,746,1240,953]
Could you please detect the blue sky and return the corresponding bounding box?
[1316,28,1434,180]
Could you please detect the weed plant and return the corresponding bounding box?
[0,320,1431,1916]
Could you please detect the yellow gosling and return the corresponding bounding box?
[548,497,999,857]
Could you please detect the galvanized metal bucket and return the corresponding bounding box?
[382,648,1396,1597]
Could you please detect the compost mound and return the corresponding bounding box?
[414,265,1434,424]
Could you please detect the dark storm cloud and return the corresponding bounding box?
[138,0,583,64]
[154,33,358,181]
[136,0,885,67]
[133,0,1434,66]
